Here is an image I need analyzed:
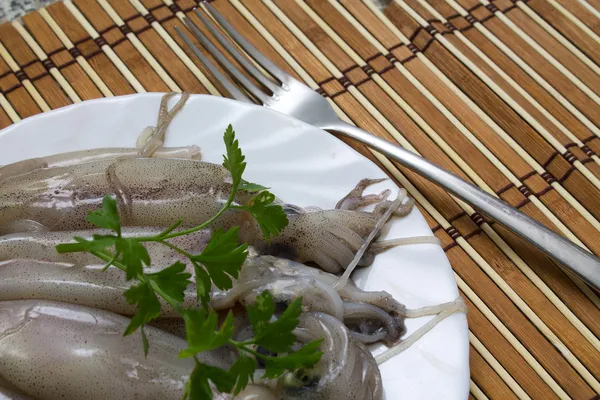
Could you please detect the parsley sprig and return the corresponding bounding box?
[55,125,322,399]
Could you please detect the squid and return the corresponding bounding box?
[0,244,406,345]
[0,162,411,272]
[0,146,202,183]
[0,301,382,400]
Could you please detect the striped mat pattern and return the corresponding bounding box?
[0,0,598,398]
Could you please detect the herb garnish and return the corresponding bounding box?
[56,124,322,399]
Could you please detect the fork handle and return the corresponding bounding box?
[325,120,600,290]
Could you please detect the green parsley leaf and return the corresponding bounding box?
[246,290,276,336]
[222,124,246,191]
[250,292,302,353]
[141,325,150,357]
[56,235,117,254]
[184,360,212,400]
[192,261,212,309]
[179,309,234,358]
[229,355,257,395]
[87,195,121,235]
[192,227,248,291]
[238,191,288,242]
[239,180,269,193]
[262,339,324,380]
[116,238,151,280]
[123,282,161,356]
[146,261,192,304]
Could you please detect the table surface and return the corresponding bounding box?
[0,0,598,399]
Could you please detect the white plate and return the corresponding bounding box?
[0,94,469,399]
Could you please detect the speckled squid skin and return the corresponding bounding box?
[0,146,201,183]
[0,235,405,345]
[0,158,245,234]
[0,158,381,272]
[0,300,213,400]
[0,301,382,400]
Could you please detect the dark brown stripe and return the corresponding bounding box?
[68,47,83,58]
[423,25,438,36]
[384,53,399,64]
[144,13,157,24]
[519,170,537,181]
[581,145,594,157]
[444,21,457,32]
[471,212,486,226]
[445,227,461,240]
[558,166,577,183]
[443,242,458,252]
[536,185,554,197]
[94,37,108,47]
[361,65,375,76]
[464,227,483,240]
[168,3,181,14]
[406,43,419,54]
[514,196,531,209]
[448,211,467,223]
[541,172,557,185]
[42,59,56,70]
[330,89,346,99]
[465,14,478,24]
[562,150,577,164]
[354,77,372,87]
[518,185,532,197]
[317,76,336,86]
[431,224,442,233]
[378,63,397,75]
[0,70,13,80]
[388,42,405,53]
[485,3,500,13]
[20,59,39,69]
[339,76,351,88]
[496,182,515,195]
[582,135,598,143]
[14,70,27,82]
[119,25,132,35]
[542,151,560,168]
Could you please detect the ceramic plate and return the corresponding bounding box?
[0,93,469,399]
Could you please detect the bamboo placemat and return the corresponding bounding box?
[0,0,598,398]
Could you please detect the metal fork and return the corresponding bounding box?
[175,4,600,289]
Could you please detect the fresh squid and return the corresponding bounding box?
[0,300,201,400]
[0,300,382,400]
[0,146,202,183]
[0,158,406,272]
[0,253,406,345]
[0,227,407,345]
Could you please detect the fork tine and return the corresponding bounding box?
[183,16,272,105]
[202,2,291,85]
[193,9,280,94]
[175,26,252,103]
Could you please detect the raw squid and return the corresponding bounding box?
[0,300,206,399]
[0,301,381,400]
[0,158,392,272]
[0,230,406,345]
[0,146,202,183]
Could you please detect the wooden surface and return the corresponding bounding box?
[0,0,599,398]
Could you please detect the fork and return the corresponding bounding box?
[175,4,600,290]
